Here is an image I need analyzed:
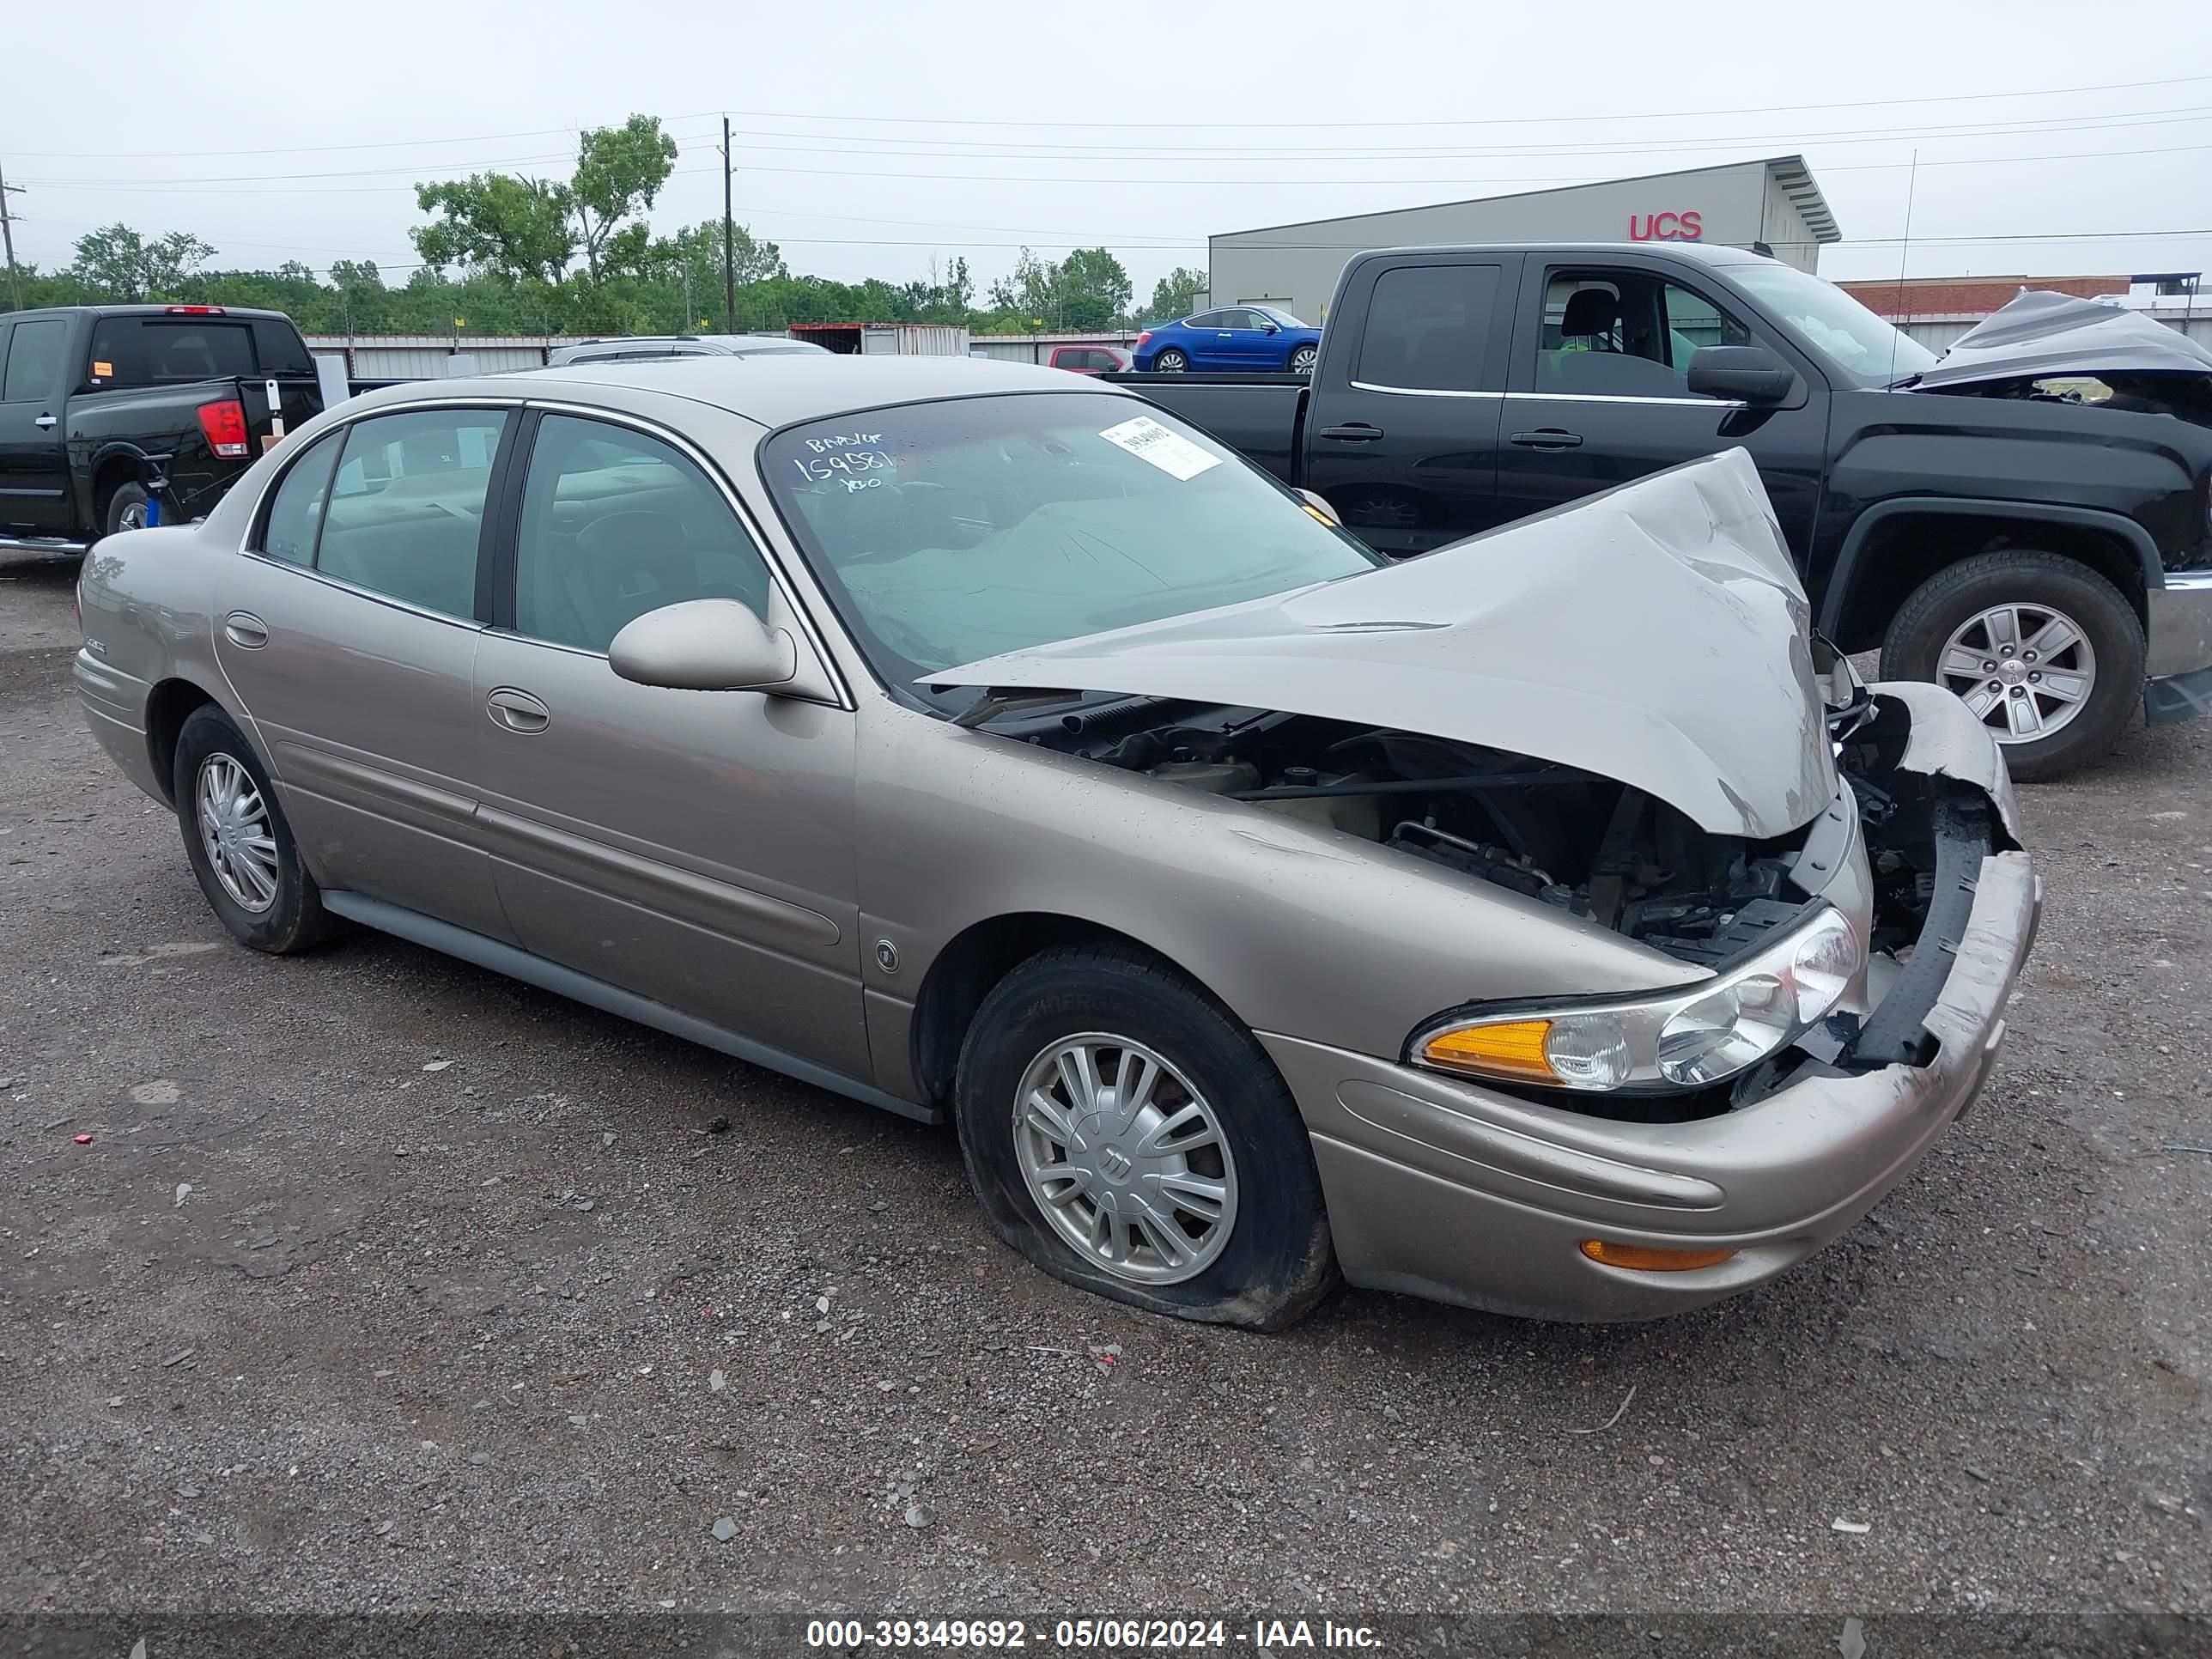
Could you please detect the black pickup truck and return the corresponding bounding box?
[1112,243,2212,779]
[0,304,324,553]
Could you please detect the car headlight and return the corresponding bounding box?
[1412,905,1861,1093]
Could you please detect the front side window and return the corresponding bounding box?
[3,318,67,401]
[512,415,775,654]
[314,408,507,617]
[258,432,343,564]
[1534,270,1755,398]
[1355,264,1503,393]
[763,392,1382,697]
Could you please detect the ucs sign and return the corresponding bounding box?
[1629,211,1703,241]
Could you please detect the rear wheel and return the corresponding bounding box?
[1152,348,1189,373]
[1881,550,2142,781]
[954,943,1336,1330]
[103,483,150,538]
[172,705,334,953]
[1287,343,1319,375]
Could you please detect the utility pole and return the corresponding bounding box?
[0,162,25,313]
[720,116,736,334]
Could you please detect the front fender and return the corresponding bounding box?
[853,704,1709,1098]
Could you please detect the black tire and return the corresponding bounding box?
[1152,348,1189,373]
[103,482,150,539]
[171,704,335,953]
[1880,550,2144,783]
[954,942,1337,1331]
[1287,344,1318,375]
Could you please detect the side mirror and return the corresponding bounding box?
[1296,488,1342,526]
[609,599,798,692]
[1686,344,1794,404]
[1261,321,1280,334]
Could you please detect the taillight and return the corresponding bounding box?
[198,398,250,459]
[1135,331,1152,348]
[166,304,226,316]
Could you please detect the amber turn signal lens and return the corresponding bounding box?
[1579,1239,1738,1273]
[1420,1018,1556,1081]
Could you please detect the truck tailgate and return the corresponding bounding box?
[240,374,323,454]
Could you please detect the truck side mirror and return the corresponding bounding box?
[1687,344,1794,404]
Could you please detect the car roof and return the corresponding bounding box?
[1352,240,1771,267]
[356,354,1128,431]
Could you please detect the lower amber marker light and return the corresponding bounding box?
[1579,1239,1738,1273]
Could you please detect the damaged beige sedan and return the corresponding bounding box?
[74,358,2038,1328]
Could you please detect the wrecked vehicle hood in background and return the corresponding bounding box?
[1911,289,2212,391]
[930,448,1833,840]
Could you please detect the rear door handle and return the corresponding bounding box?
[222,611,269,648]
[1510,428,1583,449]
[1318,423,1385,441]
[33,415,57,431]
[485,687,550,733]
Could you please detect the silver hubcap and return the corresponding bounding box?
[1936,602,2096,744]
[1291,349,1316,373]
[1159,354,1185,371]
[194,754,280,913]
[1012,1035,1238,1285]
[118,501,146,532]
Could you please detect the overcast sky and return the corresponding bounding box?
[4,0,2208,305]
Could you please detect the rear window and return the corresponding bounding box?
[85,318,258,388]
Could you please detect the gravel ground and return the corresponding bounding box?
[2,547,2207,1623]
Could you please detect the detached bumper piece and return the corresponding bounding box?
[2145,571,2212,726]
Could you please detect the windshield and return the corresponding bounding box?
[1255,306,1308,327]
[1729,262,1938,385]
[762,392,1382,700]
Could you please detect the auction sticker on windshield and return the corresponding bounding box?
[1099,415,1221,481]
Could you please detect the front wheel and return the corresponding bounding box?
[1287,343,1319,375]
[1152,348,1189,373]
[954,943,1336,1330]
[1881,550,2143,781]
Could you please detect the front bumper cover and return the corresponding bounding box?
[1263,688,2039,1323]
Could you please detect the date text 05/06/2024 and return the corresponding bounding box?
[803,1618,1383,1650]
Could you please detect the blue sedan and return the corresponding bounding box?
[1133,306,1322,374]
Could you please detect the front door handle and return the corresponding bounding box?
[1318,423,1385,441]
[222,611,269,648]
[485,687,550,733]
[34,415,57,431]
[1510,428,1583,449]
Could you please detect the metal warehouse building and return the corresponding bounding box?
[1207,155,1839,325]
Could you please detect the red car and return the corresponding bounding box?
[1048,344,1132,374]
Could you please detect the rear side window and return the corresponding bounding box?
[314,408,508,617]
[251,319,316,377]
[1355,264,1503,393]
[86,319,257,387]
[257,431,343,565]
[3,318,68,401]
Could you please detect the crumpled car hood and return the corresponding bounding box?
[1911,289,2212,390]
[927,447,1835,839]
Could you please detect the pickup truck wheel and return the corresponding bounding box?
[1152,348,1189,373]
[104,483,150,538]
[171,705,335,954]
[1287,343,1318,375]
[954,943,1337,1331]
[1881,550,2143,781]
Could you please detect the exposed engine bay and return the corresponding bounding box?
[1004,694,1828,966]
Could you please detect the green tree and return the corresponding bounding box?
[1057,246,1131,327]
[68,224,218,301]
[569,115,679,282]
[1145,265,1207,323]
[412,173,573,288]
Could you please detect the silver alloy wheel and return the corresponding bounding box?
[1936,601,2097,744]
[1289,345,1318,374]
[1157,351,1188,372]
[1012,1033,1238,1285]
[116,500,147,532]
[194,753,280,913]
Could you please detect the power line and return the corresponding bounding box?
[9,70,2211,162]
